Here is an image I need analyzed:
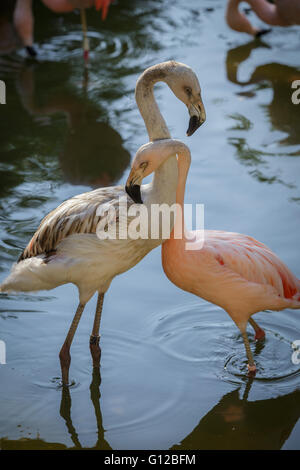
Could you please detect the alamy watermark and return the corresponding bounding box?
[291,80,300,105]
[0,80,6,104]
[0,340,6,364]
[291,340,300,365]
[95,196,205,250]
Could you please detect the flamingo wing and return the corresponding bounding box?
[205,230,300,301]
[18,186,126,261]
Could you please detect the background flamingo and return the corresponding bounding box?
[13,0,112,59]
[126,139,300,374]
[226,0,300,36]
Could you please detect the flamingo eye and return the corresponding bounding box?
[140,162,148,171]
[184,86,192,97]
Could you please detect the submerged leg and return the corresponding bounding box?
[90,293,104,367]
[241,330,256,375]
[59,302,85,386]
[249,317,265,341]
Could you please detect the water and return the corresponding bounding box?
[0,0,300,450]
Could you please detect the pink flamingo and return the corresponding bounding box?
[226,0,300,36]
[13,0,112,59]
[126,139,300,374]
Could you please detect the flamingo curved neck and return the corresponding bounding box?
[135,67,171,141]
[244,0,282,24]
[170,154,190,242]
[228,0,287,27]
[135,64,178,203]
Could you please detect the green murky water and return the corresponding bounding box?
[0,0,300,450]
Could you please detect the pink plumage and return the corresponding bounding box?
[156,139,300,374]
[163,230,300,316]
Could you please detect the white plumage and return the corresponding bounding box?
[0,61,205,385]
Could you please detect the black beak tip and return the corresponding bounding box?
[186,115,203,137]
[125,184,143,204]
[255,28,272,38]
[26,45,37,57]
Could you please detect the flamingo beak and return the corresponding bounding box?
[186,100,206,136]
[125,168,143,204]
[95,0,111,21]
[26,46,37,57]
[255,28,272,38]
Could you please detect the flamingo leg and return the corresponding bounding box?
[249,318,265,341]
[80,8,89,66]
[241,330,256,375]
[90,293,104,367]
[59,302,86,386]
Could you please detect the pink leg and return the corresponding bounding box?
[80,8,89,68]
[249,318,265,341]
[241,330,256,376]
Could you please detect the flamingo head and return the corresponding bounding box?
[125,139,191,204]
[163,62,206,136]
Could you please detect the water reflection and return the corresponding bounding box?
[0,1,19,55]
[59,368,111,450]
[226,39,300,186]
[173,380,300,450]
[15,63,130,187]
[1,367,111,450]
[0,59,130,265]
[2,370,300,450]
[227,40,300,147]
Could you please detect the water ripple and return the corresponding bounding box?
[150,302,300,387]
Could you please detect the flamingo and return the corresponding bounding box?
[125,139,300,374]
[13,0,113,59]
[0,61,205,385]
[226,0,300,36]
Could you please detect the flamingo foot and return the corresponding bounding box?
[254,328,265,341]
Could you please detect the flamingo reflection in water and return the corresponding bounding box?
[1,372,300,449]
[16,62,130,187]
[226,40,300,147]
[172,382,300,450]
[13,0,113,60]
[226,0,300,37]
